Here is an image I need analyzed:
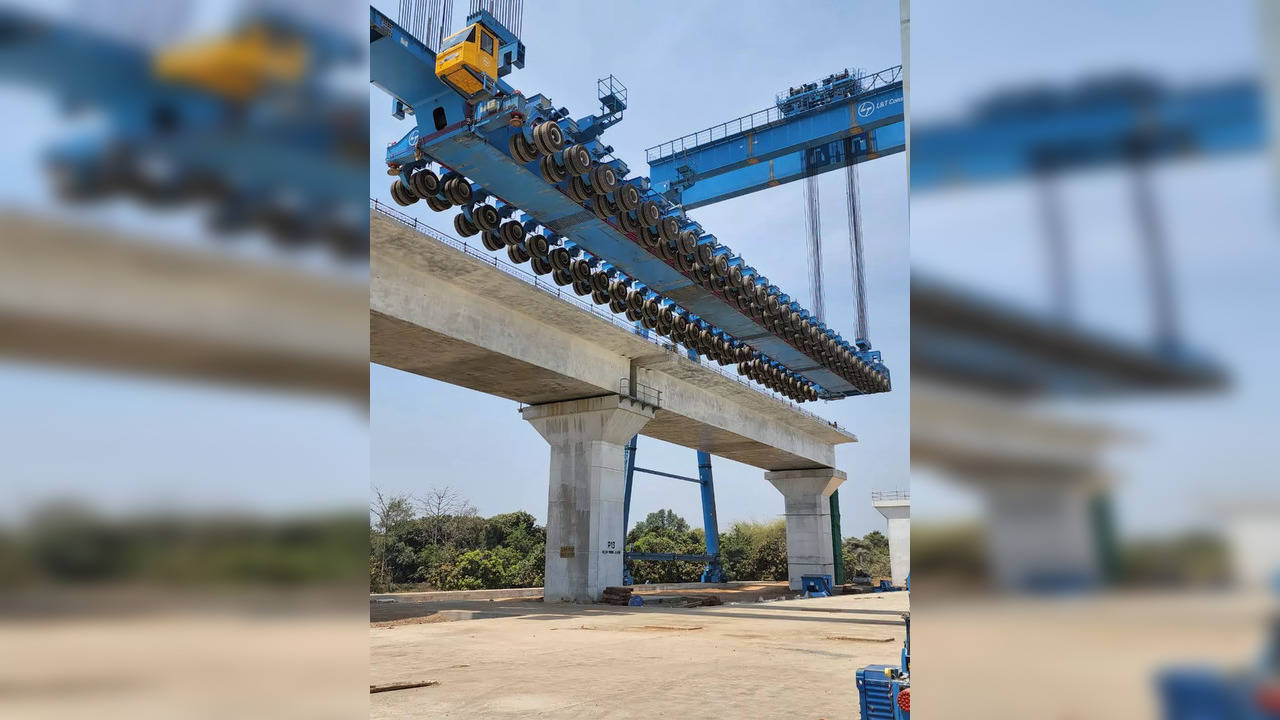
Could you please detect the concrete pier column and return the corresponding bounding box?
[522,396,655,603]
[872,492,911,587]
[765,468,846,590]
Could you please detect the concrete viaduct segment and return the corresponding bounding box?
[371,207,857,601]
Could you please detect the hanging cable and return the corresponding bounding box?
[845,162,868,343]
[803,175,825,323]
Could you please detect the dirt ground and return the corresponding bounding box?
[369,587,909,719]
[915,589,1273,719]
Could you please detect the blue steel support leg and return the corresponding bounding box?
[698,450,725,583]
[622,435,637,586]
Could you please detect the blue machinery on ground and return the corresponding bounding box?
[0,7,367,255]
[370,2,905,585]
[1158,583,1280,719]
[857,611,911,719]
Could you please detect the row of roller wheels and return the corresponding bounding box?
[506,117,883,396]
[440,197,821,402]
[390,167,472,209]
[737,358,820,403]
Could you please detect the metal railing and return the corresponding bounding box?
[871,489,910,502]
[645,65,903,164]
[370,198,846,430]
[618,378,661,407]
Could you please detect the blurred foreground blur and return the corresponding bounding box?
[911,0,1280,717]
[0,0,368,717]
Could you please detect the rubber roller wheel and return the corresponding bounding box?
[549,246,571,272]
[617,210,641,234]
[570,258,592,282]
[509,133,538,164]
[443,177,472,205]
[481,230,505,251]
[568,175,594,203]
[530,256,553,276]
[624,306,643,323]
[453,213,480,237]
[591,193,615,221]
[642,297,659,317]
[590,165,618,194]
[641,313,657,330]
[533,121,565,155]
[591,288,610,305]
[408,169,438,198]
[563,144,592,175]
[590,271,610,294]
[499,220,525,246]
[609,297,628,314]
[626,289,645,313]
[658,239,677,261]
[472,204,500,231]
[572,279,592,296]
[711,275,729,292]
[658,216,679,243]
[639,201,661,227]
[609,280,630,303]
[696,244,715,266]
[676,230,699,255]
[539,154,568,183]
[390,179,415,206]
[615,184,640,212]
[426,195,451,212]
[507,243,531,264]
[655,321,672,337]
[675,253,697,274]
[526,233,550,259]
[638,225,661,249]
[711,254,731,278]
[658,305,675,326]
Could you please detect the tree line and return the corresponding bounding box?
[369,488,891,592]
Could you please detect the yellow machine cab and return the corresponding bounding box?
[434,21,500,101]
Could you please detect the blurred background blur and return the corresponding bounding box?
[910,0,1280,717]
[0,0,368,717]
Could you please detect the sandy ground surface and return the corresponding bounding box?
[369,589,909,719]
[915,589,1274,719]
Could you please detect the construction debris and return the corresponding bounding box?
[370,680,440,694]
[601,586,633,606]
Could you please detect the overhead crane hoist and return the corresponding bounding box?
[370,4,891,403]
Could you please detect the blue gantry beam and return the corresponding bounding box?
[911,75,1263,191]
[646,66,905,210]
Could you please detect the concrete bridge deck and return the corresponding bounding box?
[371,206,855,472]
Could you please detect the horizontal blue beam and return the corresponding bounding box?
[911,77,1263,191]
[634,467,702,483]
[625,553,717,563]
[648,82,904,200]
[676,123,905,209]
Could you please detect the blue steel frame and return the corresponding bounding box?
[646,66,905,209]
[621,348,724,585]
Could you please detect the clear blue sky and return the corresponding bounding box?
[369,0,910,538]
[909,0,1280,536]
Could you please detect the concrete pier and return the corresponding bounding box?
[765,468,846,590]
[872,491,911,587]
[522,396,655,603]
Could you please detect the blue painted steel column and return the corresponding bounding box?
[698,449,725,583]
[621,434,637,586]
